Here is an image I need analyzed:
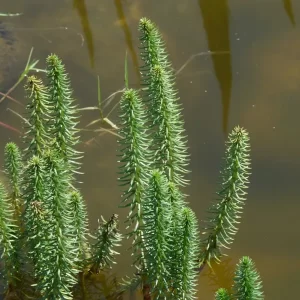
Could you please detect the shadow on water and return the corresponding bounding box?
[114,0,141,83]
[73,0,95,68]
[201,257,235,294]
[282,0,296,27]
[198,0,232,134]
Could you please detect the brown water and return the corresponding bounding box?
[0,0,300,299]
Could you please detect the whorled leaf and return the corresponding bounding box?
[199,126,251,267]
[23,75,51,158]
[142,170,171,298]
[46,54,82,179]
[117,88,151,269]
[215,288,231,300]
[67,190,90,267]
[0,182,21,289]
[89,214,123,273]
[37,150,78,299]
[4,142,23,218]
[171,207,200,300]
[139,18,189,187]
[233,256,264,300]
[22,155,48,268]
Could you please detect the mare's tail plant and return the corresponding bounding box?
[117,18,200,300]
[23,76,51,157]
[68,190,90,267]
[215,288,231,300]
[0,16,264,300]
[4,142,23,219]
[0,182,21,291]
[117,88,151,269]
[0,53,123,299]
[36,150,78,299]
[141,170,171,298]
[171,207,200,299]
[89,214,122,273]
[116,18,251,300]
[199,126,251,268]
[215,256,264,299]
[232,256,264,299]
[22,155,47,269]
[139,18,189,187]
[46,54,82,180]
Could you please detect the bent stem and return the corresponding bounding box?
[0,48,40,105]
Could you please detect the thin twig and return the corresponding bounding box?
[0,47,38,104]
[0,92,23,106]
[7,108,30,126]
[102,88,126,109]
[0,121,21,134]
[175,51,230,76]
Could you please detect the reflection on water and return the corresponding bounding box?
[114,0,140,83]
[201,257,235,294]
[283,0,296,26]
[198,0,232,134]
[73,0,95,67]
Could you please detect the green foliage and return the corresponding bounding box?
[215,288,231,300]
[24,75,51,157]
[22,153,77,299]
[38,150,77,299]
[0,182,20,287]
[89,214,123,273]
[233,256,264,300]
[117,88,151,268]
[22,155,47,267]
[171,207,200,300]
[142,170,171,298]
[167,183,188,292]
[199,126,251,267]
[67,190,90,267]
[46,54,82,177]
[0,16,264,300]
[0,51,126,298]
[139,18,189,187]
[4,142,23,217]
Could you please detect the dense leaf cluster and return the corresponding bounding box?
[0,17,265,300]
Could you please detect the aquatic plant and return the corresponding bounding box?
[214,256,264,299]
[46,54,82,179]
[117,88,151,269]
[37,150,78,299]
[89,214,122,273]
[68,190,90,267]
[215,288,231,300]
[0,17,264,300]
[139,18,190,187]
[141,170,171,298]
[22,155,47,268]
[171,207,200,299]
[116,18,259,300]
[0,52,123,299]
[0,182,21,289]
[23,75,51,158]
[232,256,264,299]
[199,126,251,267]
[4,142,23,218]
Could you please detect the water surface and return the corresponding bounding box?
[0,1,300,299]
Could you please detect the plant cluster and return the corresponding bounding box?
[0,17,264,299]
[0,54,122,299]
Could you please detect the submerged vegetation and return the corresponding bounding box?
[0,18,264,299]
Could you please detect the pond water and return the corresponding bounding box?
[0,0,300,299]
